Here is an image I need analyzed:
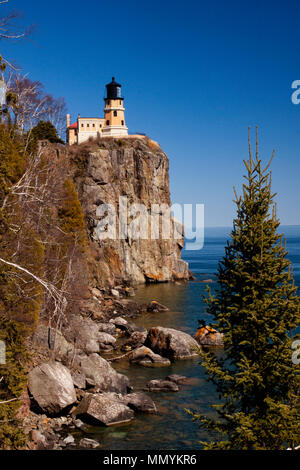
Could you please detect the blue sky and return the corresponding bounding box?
[2,0,300,226]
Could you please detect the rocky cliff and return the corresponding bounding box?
[71,136,189,285]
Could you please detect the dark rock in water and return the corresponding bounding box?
[76,353,131,394]
[79,438,100,449]
[144,379,179,392]
[166,374,189,384]
[121,330,147,351]
[145,326,200,360]
[146,301,169,313]
[195,326,224,346]
[28,362,77,415]
[129,346,171,367]
[71,371,86,389]
[73,393,134,426]
[124,392,157,413]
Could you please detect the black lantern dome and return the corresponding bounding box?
[105,76,123,100]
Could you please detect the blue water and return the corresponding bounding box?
[87,225,300,450]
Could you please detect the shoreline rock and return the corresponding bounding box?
[73,393,134,426]
[28,362,77,416]
[129,346,171,367]
[145,326,200,360]
[195,326,224,346]
[144,379,179,392]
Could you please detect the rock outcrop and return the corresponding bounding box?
[145,327,200,360]
[74,137,189,285]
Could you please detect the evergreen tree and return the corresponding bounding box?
[189,129,300,450]
[29,120,64,145]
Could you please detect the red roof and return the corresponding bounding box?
[68,122,78,129]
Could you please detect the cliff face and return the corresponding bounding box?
[72,137,189,285]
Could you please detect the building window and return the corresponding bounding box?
[120,100,122,105]
[121,120,124,126]
[114,110,117,117]
[81,123,84,128]
[107,100,110,106]
[106,120,109,125]
[117,87,121,98]
[92,123,95,128]
[100,124,102,128]
[87,123,89,127]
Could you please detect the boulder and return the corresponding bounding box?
[76,353,131,394]
[111,288,120,298]
[124,322,147,336]
[124,392,157,413]
[129,346,171,367]
[144,379,179,392]
[28,362,77,415]
[195,326,224,346]
[63,435,75,445]
[64,315,101,354]
[121,330,147,351]
[109,316,128,327]
[33,325,75,360]
[30,430,47,449]
[146,301,169,312]
[79,438,100,449]
[145,327,200,360]
[71,371,86,389]
[91,287,102,299]
[110,316,146,337]
[98,332,116,347]
[73,393,134,426]
[166,374,189,384]
[98,322,116,335]
[73,418,89,432]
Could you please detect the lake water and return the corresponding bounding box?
[84,225,300,450]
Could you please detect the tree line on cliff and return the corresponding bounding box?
[0,5,88,446]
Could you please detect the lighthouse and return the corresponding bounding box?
[66,76,129,144]
[101,77,128,137]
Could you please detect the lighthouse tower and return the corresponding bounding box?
[102,77,128,137]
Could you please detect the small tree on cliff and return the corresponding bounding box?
[30,120,64,144]
[188,129,300,450]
